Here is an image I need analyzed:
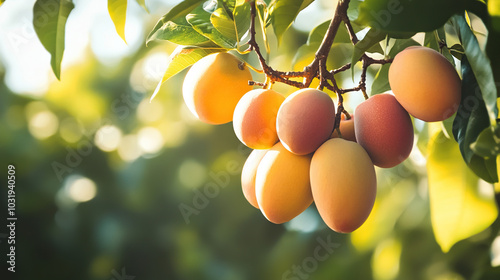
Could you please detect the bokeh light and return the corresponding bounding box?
[95,125,123,152]
[137,126,163,154]
[117,134,142,162]
[178,159,208,189]
[66,177,98,203]
[28,110,59,139]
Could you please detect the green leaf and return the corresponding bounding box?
[293,42,352,72]
[448,44,464,60]
[357,0,465,33]
[150,47,224,100]
[211,3,238,42]
[351,28,386,78]
[347,0,362,21]
[256,0,270,53]
[108,0,128,43]
[233,0,251,41]
[0,0,4,7]
[328,43,353,69]
[371,38,419,95]
[451,14,498,124]
[471,126,500,158]
[269,0,313,43]
[307,20,361,45]
[187,4,237,49]
[427,131,498,253]
[371,65,390,95]
[135,0,148,12]
[452,56,497,183]
[146,0,206,45]
[292,44,315,70]
[147,16,212,46]
[33,0,74,80]
[422,27,455,65]
[307,20,330,45]
[424,31,441,50]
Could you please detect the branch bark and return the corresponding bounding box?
[246,0,394,129]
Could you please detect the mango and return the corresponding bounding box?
[277,88,335,155]
[182,52,253,124]
[354,93,414,168]
[233,89,285,149]
[255,142,313,223]
[310,138,377,233]
[389,46,461,122]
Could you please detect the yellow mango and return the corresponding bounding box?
[311,138,377,233]
[233,89,285,149]
[255,142,313,223]
[183,52,253,124]
[389,46,461,122]
[241,149,268,208]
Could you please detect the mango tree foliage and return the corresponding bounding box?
[33,0,74,80]
[27,0,500,256]
[428,131,498,252]
[108,0,128,43]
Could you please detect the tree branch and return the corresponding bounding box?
[245,0,394,133]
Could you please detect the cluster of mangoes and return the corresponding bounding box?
[182,46,461,233]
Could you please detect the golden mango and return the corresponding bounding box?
[255,142,313,224]
[331,113,356,142]
[182,52,253,124]
[310,138,377,233]
[389,46,461,122]
[241,149,268,209]
[233,89,285,149]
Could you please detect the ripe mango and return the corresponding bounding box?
[233,89,285,149]
[310,138,377,233]
[183,52,253,124]
[255,142,313,223]
[277,88,335,155]
[355,94,414,168]
[389,46,461,122]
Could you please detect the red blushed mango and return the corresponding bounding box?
[331,113,356,142]
[354,94,414,168]
[389,46,461,122]
[182,52,253,124]
[255,142,313,224]
[241,149,268,209]
[311,138,377,233]
[276,88,335,155]
[233,89,285,149]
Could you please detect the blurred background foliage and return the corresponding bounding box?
[1,0,500,279]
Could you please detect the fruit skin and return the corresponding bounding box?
[241,149,268,209]
[276,88,336,155]
[233,89,285,149]
[331,113,356,142]
[388,46,461,122]
[354,93,414,168]
[310,138,376,233]
[255,142,313,224]
[182,52,253,124]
